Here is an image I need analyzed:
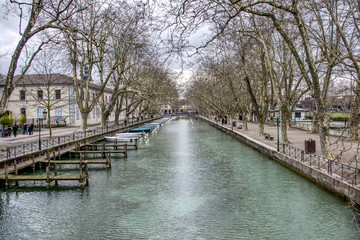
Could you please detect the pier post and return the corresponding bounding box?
[46,165,50,189]
[85,163,89,186]
[14,159,18,175]
[32,154,35,173]
[14,160,18,186]
[79,163,84,188]
[54,163,58,186]
[5,165,8,189]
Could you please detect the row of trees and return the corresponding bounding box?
[166,0,360,158]
[1,0,179,134]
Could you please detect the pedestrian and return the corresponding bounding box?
[124,119,127,126]
[23,123,27,135]
[28,123,33,135]
[13,123,19,137]
[7,127,11,137]
[2,128,5,138]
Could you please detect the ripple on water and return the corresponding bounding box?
[0,119,359,240]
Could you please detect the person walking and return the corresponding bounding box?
[13,123,19,137]
[28,123,33,135]
[23,123,28,135]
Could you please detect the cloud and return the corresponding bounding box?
[0,7,21,74]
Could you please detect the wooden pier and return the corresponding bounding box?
[84,142,138,150]
[0,138,139,189]
[0,162,89,189]
[70,149,127,158]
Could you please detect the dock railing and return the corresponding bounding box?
[281,144,359,188]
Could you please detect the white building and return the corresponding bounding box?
[0,74,125,126]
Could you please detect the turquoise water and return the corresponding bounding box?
[0,118,359,239]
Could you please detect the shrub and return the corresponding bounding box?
[0,114,15,127]
[330,113,349,122]
[20,114,26,128]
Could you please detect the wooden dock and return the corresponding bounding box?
[69,150,127,158]
[0,163,89,189]
[84,143,137,150]
[0,136,141,189]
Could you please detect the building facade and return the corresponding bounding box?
[0,74,125,127]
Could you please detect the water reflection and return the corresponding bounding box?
[0,118,359,239]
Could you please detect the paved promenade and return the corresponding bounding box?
[0,117,359,167]
[203,117,359,167]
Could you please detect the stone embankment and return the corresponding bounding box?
[200,116,360,204]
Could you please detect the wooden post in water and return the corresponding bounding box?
[102,143,105,158]
[32,154,35,173]
[46,165,50,189]
[5,165,9,189]
[85,163,89,186]
[14,159,18,175]
[54,163,58,186]
[46,150,50,167]
[14,159,18,186]
[79,162,84,188]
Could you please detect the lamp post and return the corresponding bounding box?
[38,109,47,150]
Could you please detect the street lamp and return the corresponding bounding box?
[38,109,47,150]
[269,110,280,152]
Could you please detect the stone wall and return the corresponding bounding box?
[201,117,360,203]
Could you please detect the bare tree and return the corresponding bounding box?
[0,0,81,116]
[24,48,70,137]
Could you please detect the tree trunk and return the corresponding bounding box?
[101,111,110,128]
[280,110,289,144]
[320,114,334,159]
[80,112,89,132]
[47,111,52,138]
[311,112,319,133]
[258,116,265,136]
[349,87,360,140]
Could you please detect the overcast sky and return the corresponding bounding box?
[0,2,22,75]
[0,0,210,89]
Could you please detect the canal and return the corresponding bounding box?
[0,118,359,239]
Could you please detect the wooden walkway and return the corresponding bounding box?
[69,150,127,158]
[0,163,89,189]
[0,142,135,189]
[85,143,137,150]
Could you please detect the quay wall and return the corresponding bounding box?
[200,117,360,203]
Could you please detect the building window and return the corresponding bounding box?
[93,93,95,101]
[55,107,62,116]
[20,108,26,116]
[37,90,43,100]
[76,107,79,120]
[96,107,99,118]
[20,90,25,100]
[93,108,95,118]
[105,95,107,104]
[55,90,61,100]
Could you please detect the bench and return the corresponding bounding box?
[264,133,274,140]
